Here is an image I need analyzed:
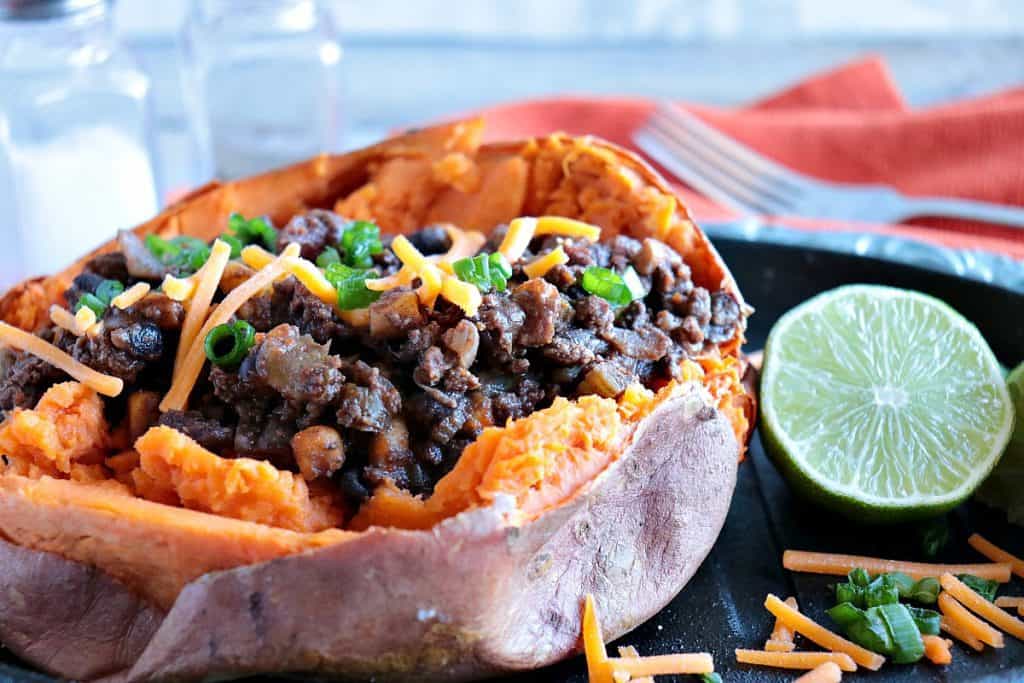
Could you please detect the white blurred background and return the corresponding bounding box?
[113,0,1024,191]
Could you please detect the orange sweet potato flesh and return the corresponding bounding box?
[0,120,751,682]
[134,426,344,532]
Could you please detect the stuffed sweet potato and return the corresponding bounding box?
[0,120,754,682]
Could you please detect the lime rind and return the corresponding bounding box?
[761,285,1014,522]
[976,362,1024,526]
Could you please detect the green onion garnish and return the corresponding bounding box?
[906,606,942,635]
[145,234,180,264]
[75,293,107,317]
[228,212,277,252]
[957,574,999,602]
[204,320,256,369]
[220,233,244,259]
[700,674,723,683]
[340,220,383,268]
[827,602,925,664]
[581,266,641,306]
[452,252,511,293]
[833,569,939,607]
[316,246,342,269]
[145,235,212,273]
[94,280,124,305]
[324,263,381,310]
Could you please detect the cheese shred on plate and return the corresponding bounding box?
[0,321,123,397]
[160,243,300,413]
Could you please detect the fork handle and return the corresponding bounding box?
[892,196,1024,229]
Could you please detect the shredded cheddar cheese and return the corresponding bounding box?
[366,266,416,292]
[0,322,123,397]
[500,216,602,264]
[534,216,602,241]
[174,239,232,369]
[74,306,97,332]
[282,256,339,305]
[161,273,198,302]
[764,594,885,671]
[160,243,300,413]
[241,244,275,270]
[524,246,568,279]
[442,225,487,262]
[440,275,482,317]
[111,282,151,309]
[392,234,444,307]
[49,306,90,336]
[499,217,537,263]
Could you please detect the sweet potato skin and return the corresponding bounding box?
[0,121,748,681]
[119,389,736,682]
[0,538,163,681]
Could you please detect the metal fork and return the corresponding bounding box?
[633,103,1024,229]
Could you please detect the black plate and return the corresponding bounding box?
[2,239,1022,682]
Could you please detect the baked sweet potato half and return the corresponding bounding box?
[0,119,754,682]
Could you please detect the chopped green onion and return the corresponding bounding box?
[834,569,939,607]
[228,212,277,251]
[219,233,244,259]
[581,266,638,306]
[94,280,124,305]
[323,263,381,310]
[453,252,511,293]
[848,568,871,588]
[145,235,212,274]
[145,234,180,263]
[700,674,723,683]
[75,293,107,317]
[316,246,342,269]
[957,574,999,602]
[827,602,925,664]
[621,266,647,300]
[876,603,925,664]
[906,606,941,636]
[340,220,383,268]
[204,320,256,369]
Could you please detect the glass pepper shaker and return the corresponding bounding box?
[0,0,161,291]
[180,0,344,181]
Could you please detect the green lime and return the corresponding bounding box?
[976,362,1024,525]
[761,285,1014,523]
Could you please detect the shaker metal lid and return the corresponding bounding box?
[0,0,107,21]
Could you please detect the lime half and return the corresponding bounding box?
[761,285,1014,522]
[976,362,1024,525]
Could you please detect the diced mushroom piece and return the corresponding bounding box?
[220,261,256,293]
[118,230,171,280]
[442,320,480,368]
[291,425,346,481]
[632,238,681,276]
[369,289,425,340]
[577,361,633,399]
[127,391,162,441]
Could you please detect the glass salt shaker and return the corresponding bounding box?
[0,0,161,291]
[181,0,344,181]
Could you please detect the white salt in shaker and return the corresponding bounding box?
[0,0,160,292]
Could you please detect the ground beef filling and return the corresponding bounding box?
[0,215,743,510]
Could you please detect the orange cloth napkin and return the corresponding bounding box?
[461,57,1024,259]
